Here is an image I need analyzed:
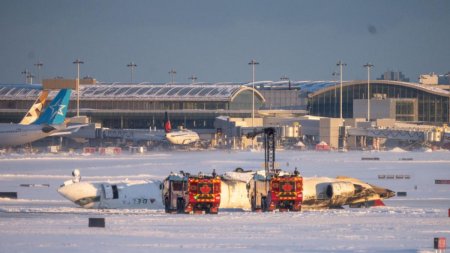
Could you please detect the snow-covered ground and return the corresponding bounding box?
[0,150,449,252]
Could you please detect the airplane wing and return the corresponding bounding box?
[49,124,90,136]
[65,124,89,132]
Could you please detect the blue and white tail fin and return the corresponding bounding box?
[33,89,72,125]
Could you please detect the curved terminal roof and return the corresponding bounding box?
[80,83,265,102]
[246,81,339,93]
[247,80,450,97]
[0,83,266,102]
[1,80,448,100]
[309,80,450,97]
[0,84,42,98]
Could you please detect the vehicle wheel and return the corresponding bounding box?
[261,196,267,212]
[164,198,170,213]
[209,207,218,214]
[176,197,185,214]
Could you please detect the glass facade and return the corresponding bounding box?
[0,84,265,129]
[229,90,264,110]
[395,100,415,121]
[309,82,449,123]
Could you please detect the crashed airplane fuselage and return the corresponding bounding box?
[58,170,395,210]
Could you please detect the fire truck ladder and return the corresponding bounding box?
[247,127,276,176]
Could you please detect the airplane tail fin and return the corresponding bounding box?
[33,89,72,125]
[19,90,49,125]
[164,111,172,133]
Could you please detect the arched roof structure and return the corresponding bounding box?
[309,80,450,98]
[0,83,265,102]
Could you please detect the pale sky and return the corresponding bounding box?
[1,0,449,84]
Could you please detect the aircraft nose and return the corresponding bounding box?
[57,182,101,207]
[57,183,82,202]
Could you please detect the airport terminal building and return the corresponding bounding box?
[0,79,449,131]
[0,83,265,129]
[252,80,450,124]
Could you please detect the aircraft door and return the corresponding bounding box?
[102,183,114,199]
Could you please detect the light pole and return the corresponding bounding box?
[363,63,374,121]
[73,59,84,117]
[248,59,259,129]
[189,74,197,84]
[336,60,347,119]
[248,59,259,150]
[34,61,43,83]
[332,71,340,117]
[127,62,137,83]
[280,75,291,90]
[168,69,176,85]
[26,73,35,84]
[21,69,29,83]
[280,75,291,109]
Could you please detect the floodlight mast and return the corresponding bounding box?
[332,71,340,117]
[127,62,137,83]
[73,59,84,117]
[34,61,43,83]
[363,63,374,121]
[21,69,29,83]
[169,69,176,85]
[336,60,347,119]
[280,75,291,90]
[248,59,259,150]
[189,74,197,84]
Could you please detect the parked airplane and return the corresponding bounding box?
[163,112,200,145]
[0,89,72,147]
[19,90,49,125]
[165,128,200,145]
[57,169,394,210]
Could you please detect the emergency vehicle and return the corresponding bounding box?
[161,171,221,214]
[246,128,303,212]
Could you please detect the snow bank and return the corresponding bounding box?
[390,147,407,152]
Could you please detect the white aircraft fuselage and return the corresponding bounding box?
[58,171,394,210]
[0,123,62,147]
[58,179,164,209]
[165,129,200,145]
[0,88,72,147]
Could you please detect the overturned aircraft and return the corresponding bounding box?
[58,169,395,210]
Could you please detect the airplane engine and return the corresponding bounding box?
[326,182,356,207]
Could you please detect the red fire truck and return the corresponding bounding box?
[247,128,303,212]
[248,170,303,212]
[266,173,303,211]
[162,171,221,214]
